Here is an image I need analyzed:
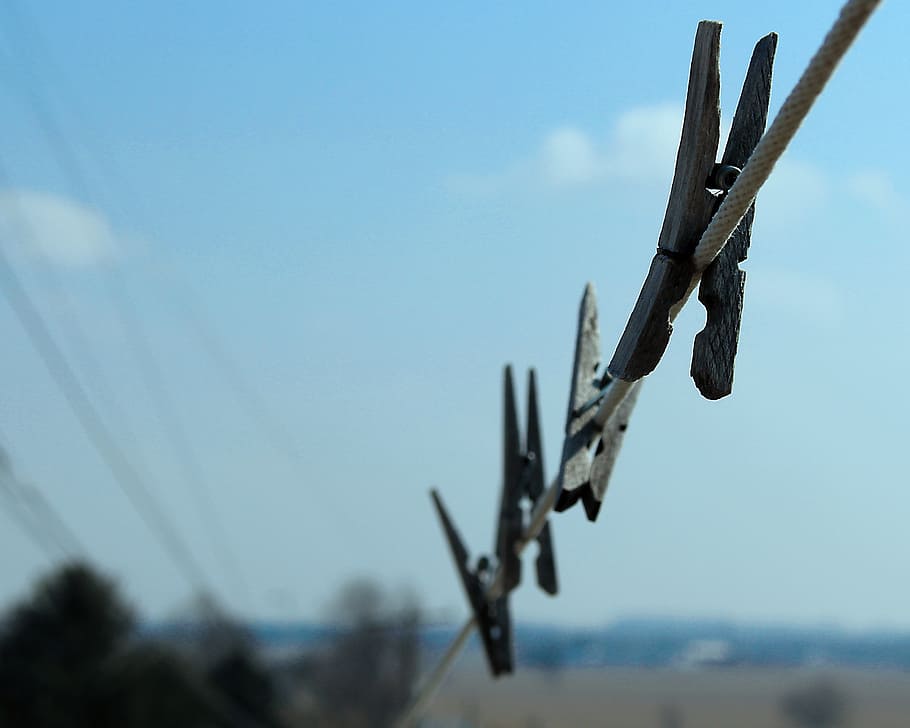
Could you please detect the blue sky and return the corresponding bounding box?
[0,1,907,628]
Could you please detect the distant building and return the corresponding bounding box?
[674,639,732,669]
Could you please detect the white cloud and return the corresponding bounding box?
[0,189,118,266]
[846,169,906,214]
[451,104,892,236]
[605,103,683,182]
[450,103,684,195]
[541,127,600,186]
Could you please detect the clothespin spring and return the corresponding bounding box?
[571,373,614,419]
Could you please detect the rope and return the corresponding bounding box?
[397,1,883,724]
[692,0,881,271]
[397,618,476,724]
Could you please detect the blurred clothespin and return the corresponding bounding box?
[496,366,558,595]
[429,366,559,676]
[608,22,777,399]
[554,284,641,521]
[522,369,557,595]
[431,490,513,675]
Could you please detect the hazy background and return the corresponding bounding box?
[0,0,907,632]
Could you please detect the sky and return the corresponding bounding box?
[0,1,908,629]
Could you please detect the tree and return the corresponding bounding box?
[0,561,231,728]
[780,678,848,728]
[296,578,422,727]
[98,644,228,728]
[0,562,133,727]
[183,598,281,728]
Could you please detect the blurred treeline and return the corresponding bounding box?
[0,563,421,727]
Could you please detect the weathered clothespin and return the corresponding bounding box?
[496,366,524,594]
[430,490,513,676]
[554,284,640,521]
[608,22,776,398]
[496,366,558,594]
[522,369,557,595]
[429,366,559,676]
[692,32,776,399]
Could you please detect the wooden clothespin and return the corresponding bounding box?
[523,369,557,595]
[554,284,640,521]
[428,366,559,676]
[496,365,524,595]
[430,490,513,676]
[497,366,558,595]
[608,22,777,398]
[693,32,776,399]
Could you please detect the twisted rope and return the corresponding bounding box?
[692,0,882,271]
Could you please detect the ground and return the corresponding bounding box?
[426,665,910,727]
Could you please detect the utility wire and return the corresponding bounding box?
[0,165,212,594]
[0,440,86,560]
[0,472,62,564]
[1,0,313,488]
[0,20,251,608]
[151,261,351,529]
[0,188,226,594]
[106,269,254,608]
[0,0,338,592]
[173,287,309,467]
[0,199,152,476]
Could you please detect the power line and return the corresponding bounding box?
[0,170,212,594]
[0,182,227,597]
[0,16,251,608]
[105,268,254,608]
[0,0,324,507]
[150,254,351,529]
[174,286,310,467]
[0,200,152,474]
[2,2,354,621]
[0,474,62,564]
[0,440,85,561]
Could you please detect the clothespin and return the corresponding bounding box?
[523,369,557,595]
[496,366,524,594]
[496,365,558,594]
[692,32,776,399]
[608,22,777,398]
[428,366,559,676]
[554,284,640,521]
[430,490,513,676]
